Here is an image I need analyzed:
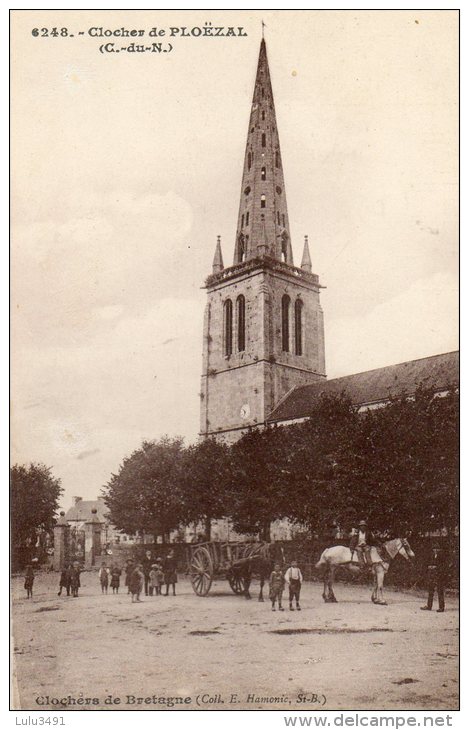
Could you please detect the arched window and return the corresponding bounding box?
[261,166,266,180]
[237,295,246,352]
[224,299,233,356]
[282,295,290,352]
[261,195,266,209]
[262,133,266,148]
[295,299,303,356]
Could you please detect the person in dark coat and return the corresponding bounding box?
[129,564,144,602]
[350,520,376,567]
[163,549,178,596]
[110,564,121,594]
[24,564,35,599]
[142,550,153,596]
[124,559,134,594]
[421,543,448,612]
[58,565,72,596]
[70,563,81,598]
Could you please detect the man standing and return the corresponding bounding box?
[284,560,303,611]
[421,543,447,613]
[163,549,178,596]
[350,520,375,568]
[142,550,153,596]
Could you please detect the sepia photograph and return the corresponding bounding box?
[10,9,459,713]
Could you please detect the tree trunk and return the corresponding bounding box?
[205,516,212,542]
[263,521,271,542]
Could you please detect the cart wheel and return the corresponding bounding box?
[190,546,213,597]
[229,575,248,595]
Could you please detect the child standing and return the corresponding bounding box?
[24,564,34,599]
[149,564,160,596]
[129,564,144,603]
[285,560,303,611]
[269,563,285,611]
[99,563,109,594]
[110,564,121,594]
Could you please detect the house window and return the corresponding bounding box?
[262,133,266,148]
[282,295,290,352]
[295,299,303,356]
[261,166,266,181]
[224,299,233,356]
[261,195,266,209]
[237,295,246,352]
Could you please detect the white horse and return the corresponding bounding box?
[315,538,415,605]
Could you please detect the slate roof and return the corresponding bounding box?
[64,498,109,523]
[268,351,459,423]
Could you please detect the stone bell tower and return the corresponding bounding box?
[200,38,326,442]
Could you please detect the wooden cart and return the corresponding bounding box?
[188,540,269,597]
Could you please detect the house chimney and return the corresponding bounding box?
[73,496,82,505]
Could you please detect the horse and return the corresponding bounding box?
[315,537,415,605]
[226,542,284,601]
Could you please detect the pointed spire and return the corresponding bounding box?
[233,39,293,266]
[301,235,312,272]
[212,235,224,274]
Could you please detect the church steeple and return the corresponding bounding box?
[234,39,293,266]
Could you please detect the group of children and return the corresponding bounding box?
[269,560,303,612]
[57,563,81,597]
[97,563,124,594]
[122,559,166,603]
[24,555,303,611]
[97,557,171,603]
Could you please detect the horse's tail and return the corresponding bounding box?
[315,549,329,570]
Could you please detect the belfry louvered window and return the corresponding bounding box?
[237,295,246,352]
[224,299,233,357]
[282,295,290,352]
[295,299,303,356]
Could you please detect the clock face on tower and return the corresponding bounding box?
[240,403,251,420]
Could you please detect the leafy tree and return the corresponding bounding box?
[180,437,232,540]
[280,393,361,535]
[228,425,295,540]
[11,463,63,566]
[103,436,185,541]
[348,387,459,536]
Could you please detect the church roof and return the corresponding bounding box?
[268,351,459,423]
[64,498,109,523]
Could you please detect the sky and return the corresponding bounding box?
[11,10,458,510]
